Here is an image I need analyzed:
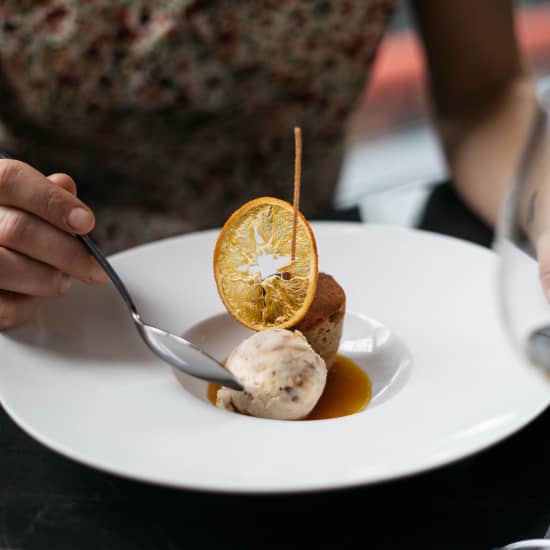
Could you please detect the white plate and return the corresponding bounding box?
[0,223,548,493]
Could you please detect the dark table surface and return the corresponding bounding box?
[1,183,548,550]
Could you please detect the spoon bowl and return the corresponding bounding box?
[79,235,243,391]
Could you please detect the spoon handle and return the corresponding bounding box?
[78,235,139,317]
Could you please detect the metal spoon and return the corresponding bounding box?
[78,235,243,390]
[495,541,550,550]
[0,150,241,390]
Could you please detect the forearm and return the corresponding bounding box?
[411,0,538,229]
[436,74,538,229]
[412,0,550,296]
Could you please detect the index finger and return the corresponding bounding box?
[0,160,94,234]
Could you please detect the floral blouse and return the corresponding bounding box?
[0,0,395,253]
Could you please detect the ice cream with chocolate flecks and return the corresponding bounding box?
[216,329,327,420]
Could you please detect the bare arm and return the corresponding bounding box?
[411,0,537,228]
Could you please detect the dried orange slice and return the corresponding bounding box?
[213,196,318,330]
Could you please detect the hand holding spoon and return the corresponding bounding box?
[0,150,241,390]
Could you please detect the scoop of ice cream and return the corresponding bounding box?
[216,328,327,420]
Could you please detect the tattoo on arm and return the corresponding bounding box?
[527,191,538,225]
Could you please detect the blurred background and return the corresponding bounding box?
[335,0,550,227]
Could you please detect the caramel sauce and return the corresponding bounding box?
[207,354,372,420]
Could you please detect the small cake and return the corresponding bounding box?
[293,272,345,369]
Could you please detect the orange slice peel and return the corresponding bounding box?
[213,196,318,330]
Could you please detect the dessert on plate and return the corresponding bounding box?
[211,194,357,420]
[210,128,367,420]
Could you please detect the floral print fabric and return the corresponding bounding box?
[0,0,395,252]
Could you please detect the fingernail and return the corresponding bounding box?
[68,207,93,232]
[59,274,72,295]
[90,264,108,283]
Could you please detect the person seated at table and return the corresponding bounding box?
[0,0,543,329]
